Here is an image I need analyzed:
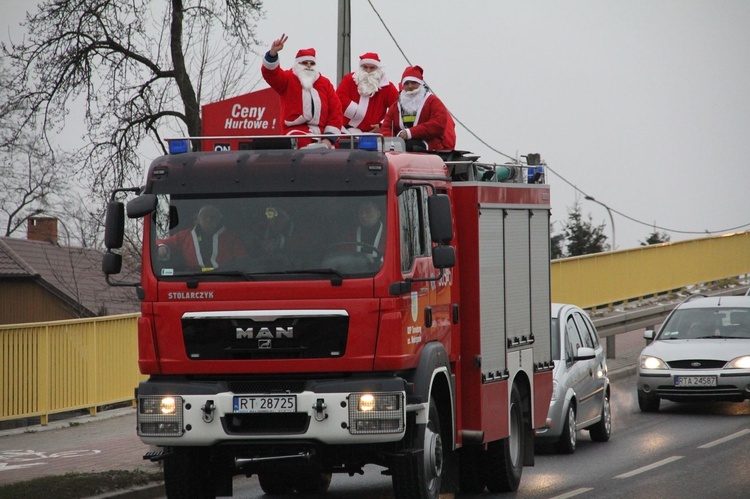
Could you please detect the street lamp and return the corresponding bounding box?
[584,195,616,250]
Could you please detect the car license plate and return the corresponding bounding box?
[674,375,717,387]
[233,395,296,413]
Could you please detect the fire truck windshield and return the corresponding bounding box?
[151,194,386,279]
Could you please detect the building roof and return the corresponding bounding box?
[0,237,140,317]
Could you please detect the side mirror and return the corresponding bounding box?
[427,194,453,244]
[432,245,455,269]
[643,329,655,345]
[126,193,157,219]
[102,251,122,276]
[574,346,596,361]
[104,202,125,249]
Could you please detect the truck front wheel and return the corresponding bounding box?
[163,447,216,498]
[392,398,443,498]
[483,384,524,492]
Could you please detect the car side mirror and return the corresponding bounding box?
[643,329,655,345]
[574,346,596,361]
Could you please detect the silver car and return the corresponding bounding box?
[536,303,611,453]
[637,294,750,412]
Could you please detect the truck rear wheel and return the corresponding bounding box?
[483,385,524,492]
[163,448,216,498]
[392,398,443,499]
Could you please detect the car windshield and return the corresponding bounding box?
[150,194,386,280]
[657,307,750,340]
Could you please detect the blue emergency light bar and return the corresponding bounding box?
[358,135,378,151]
[169,139,189,155]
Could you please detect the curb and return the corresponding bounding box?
[90,483,166,499]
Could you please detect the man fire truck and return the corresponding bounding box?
[104,132,553,498]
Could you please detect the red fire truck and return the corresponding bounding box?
[104,127,553,497]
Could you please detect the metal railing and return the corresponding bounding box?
[0,313,143,425]
[1,231,749,425]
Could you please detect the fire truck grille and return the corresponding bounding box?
[182,315,349,360]
[222,412,310,435]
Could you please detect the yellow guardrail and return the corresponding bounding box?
[551,231,750,309]
[2,231,749,425]
[0,313,143,425]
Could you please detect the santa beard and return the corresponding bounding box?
[293,63,320,89]
[399,85,427,115]
[355,67,384,97]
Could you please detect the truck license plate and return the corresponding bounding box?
[233,395,296,413]
[674,376,717,387]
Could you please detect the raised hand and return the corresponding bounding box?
[269,33,288,57]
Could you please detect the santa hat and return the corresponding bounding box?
[295,48,317,64]
[401,65,424,85]
[359,52,381,68]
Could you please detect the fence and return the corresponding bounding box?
[1,231,749,425]
[0,313,143,425]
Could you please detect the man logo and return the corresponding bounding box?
[258,339,272,349]
[236,327,294,339]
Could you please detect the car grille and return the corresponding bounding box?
[667,360,726,369]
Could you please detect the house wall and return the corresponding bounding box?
[0,279,81,325]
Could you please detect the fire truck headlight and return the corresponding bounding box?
[348,392,405,435]
[137,396,184,437]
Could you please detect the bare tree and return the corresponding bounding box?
[1,0,264,200]
[0,133,71,237]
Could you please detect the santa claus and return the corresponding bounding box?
[262,34,343,148]
[381,65,456,151]
[336,52,399,134]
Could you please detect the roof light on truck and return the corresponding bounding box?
[358,135,378,151]
[168,139,189,155]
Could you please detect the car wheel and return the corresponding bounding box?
[638,391,660,412]
[556,404,577,454]
[589,392,611,442]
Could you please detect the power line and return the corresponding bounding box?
[365,0,750,239]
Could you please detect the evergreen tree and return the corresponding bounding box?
[563,201,609,256]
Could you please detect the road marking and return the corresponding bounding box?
[615,455,683,479]
[550,487,594,499]
[698,428,750,449]
[0,462,44,472]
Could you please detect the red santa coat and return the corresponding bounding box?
[336,73,399,132]
[382,92,457,151]
[262,57,343,141]
[158,227,247,270]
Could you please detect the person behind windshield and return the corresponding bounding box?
[352,200,385,257]
[157,205,248,271]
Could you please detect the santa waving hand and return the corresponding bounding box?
[262,34,343,148]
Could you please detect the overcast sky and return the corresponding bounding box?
[5,1,750,250]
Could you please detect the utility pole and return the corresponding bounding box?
[585,195,616,250]
[336,0,351,83]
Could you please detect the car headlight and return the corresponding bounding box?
[726,356,750,369]
[640,355,668,370]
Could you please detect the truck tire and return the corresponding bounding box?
[294,471,332,494]
[483,385,524,492]
[163,448,216,498]
[392,398,443,499]
[458,444,485,494]
[258,472,295,495]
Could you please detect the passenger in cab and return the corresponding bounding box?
[336,52,399,134]
[262,33,343,148]
[382,65,456,151]
[157,205,247,271]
